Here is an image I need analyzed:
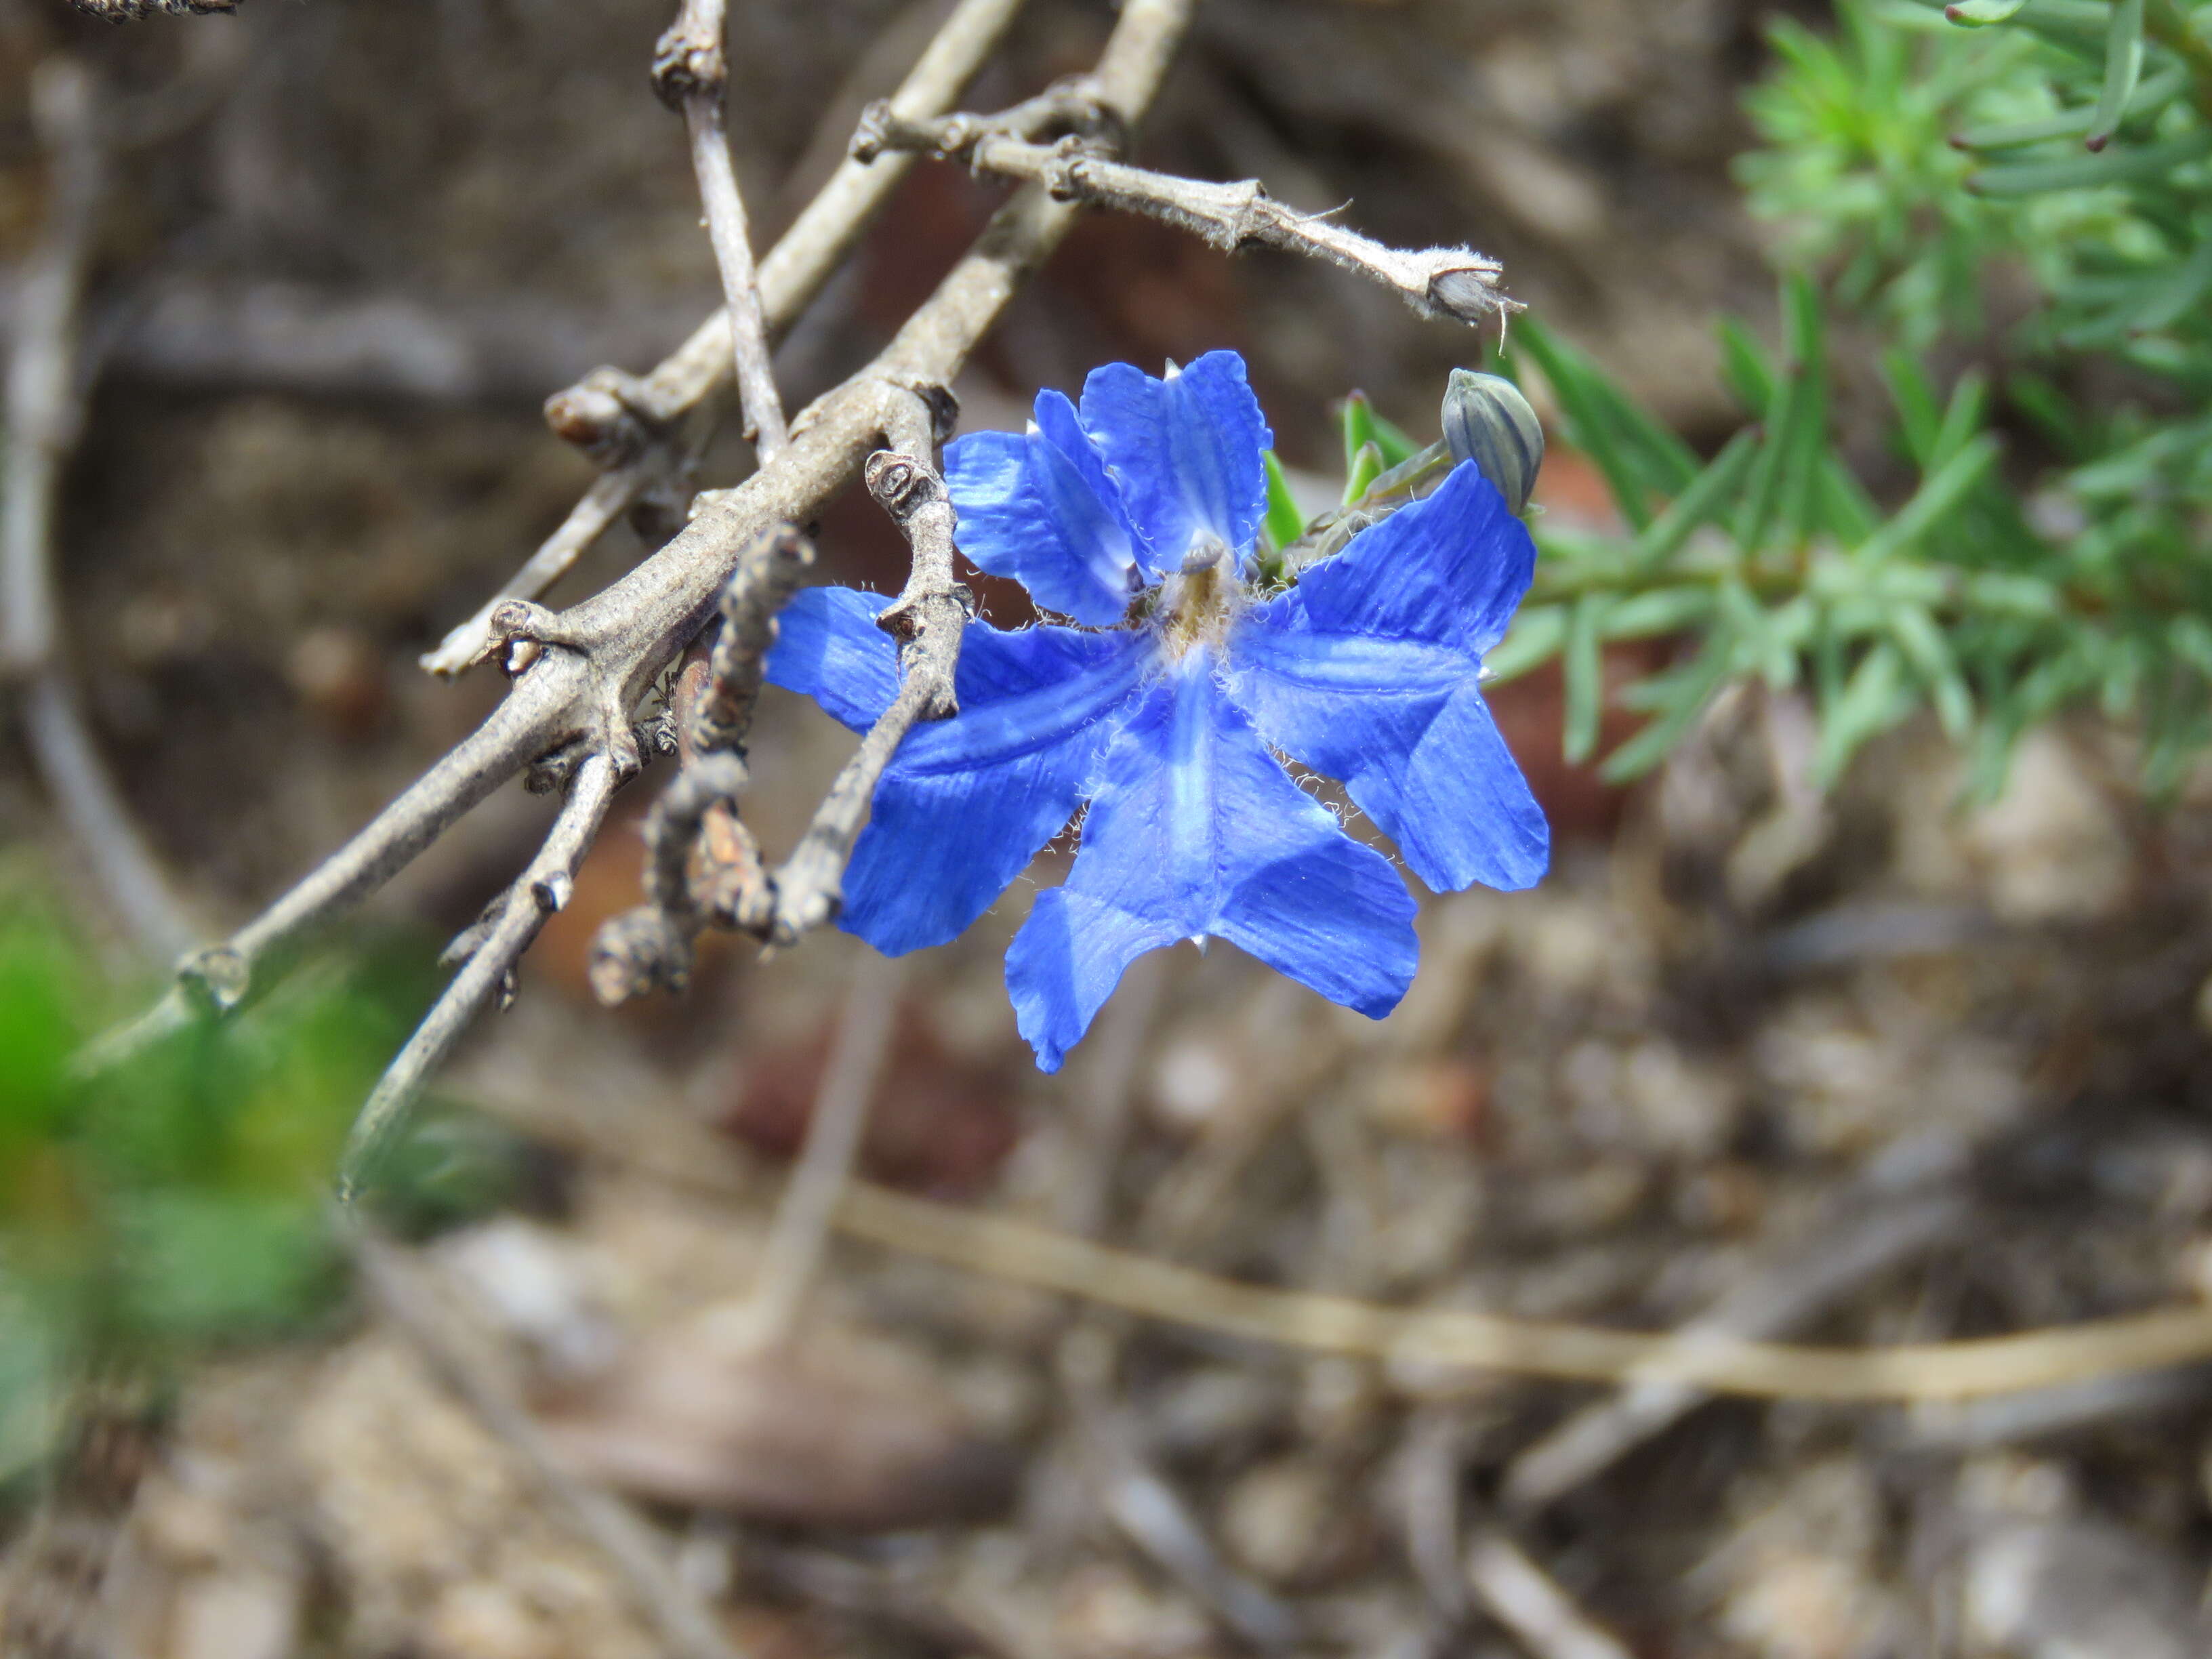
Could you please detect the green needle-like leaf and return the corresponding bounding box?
[1340,394,1380,479]
[1563,594,1607,763]
[1261,451,1305,553]
[1943,0,2027,24]
[2089,0,2145,149]
[1343,441,1385,507]
[1631,430,1761,571]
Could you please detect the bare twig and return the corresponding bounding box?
[720,949,904,1349]
[2,61,197,964]
[87,0,1199,1185]
[589,523,812,1002]
[64,0,234,17]
[417,0,1031,676]
[335,1210,746,1659]
[1463,1530,1634,1659]
[338,752,621,1197]
[689,522,813,755]
[769,392,968,942]
[655,0,788,461]
[857,108,1511,325]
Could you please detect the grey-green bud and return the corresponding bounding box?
[1441,369,1543,517]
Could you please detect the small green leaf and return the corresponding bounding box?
[1343,441,1386,507]
[1856,434,2003,564]
[2088,0,2145,149]
[1599,638,1734,781]
[1510,321,1698,530]
[1883,349,1944,467]
[1484,603,1567,684]
[1888,603,1974,738]
[1369,411,1418,468]
[1718,318,1776,413]
[1930,369,1988,469]
[1602,586,1717,638]
[1943,0,2027,23]
[1563,595,1607,764]
[1816,640,1907,784]
[1971,127,2212,194]
[1261,451,1305,553]
[1341,393,1380,479]
[1630,430,1761,571]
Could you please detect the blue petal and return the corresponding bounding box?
[838,621,1153,956]
[1079,351,1271,577]
[943,391,1141,624]
[1006,655,1416,1071]
[763,584,901,731]
[1225,464,1549,894]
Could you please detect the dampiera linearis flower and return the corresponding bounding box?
[766,350,1548,1071]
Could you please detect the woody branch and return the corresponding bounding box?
[854,94,1512,325]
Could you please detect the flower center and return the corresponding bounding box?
[1158,558,1245,661]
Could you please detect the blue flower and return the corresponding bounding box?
[767,350,1549,1071]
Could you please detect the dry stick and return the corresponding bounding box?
[855,111,1512,326]
[337,753,619,1197]
[1,62,197,964]
[417,0,1029,676]
[335,1211,746,1659]
[460,1082,2212,1408]
[655,0,788,461]
[1462,1531,1633,1659]
[590,523,813,1003]
[724,949,905,1349]
[768,396,967,942]
[831,1181,2212,1403]
[90,0,1187,1176]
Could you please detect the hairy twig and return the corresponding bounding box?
[88,0,1199,1182]
[655,0,788,461]
[855,104,1511,325]
[335,1210,746,1659]
[769,392,969,943]
[2,60,197,964]
[417,0,1031,677]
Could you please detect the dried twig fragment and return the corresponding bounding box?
[768,393,970,943]
[654,0,788,459]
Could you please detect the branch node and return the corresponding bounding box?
[651,13,726,109]
[178,944,248,1012]
[542,367,661,466]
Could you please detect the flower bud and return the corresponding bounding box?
[1441,370,1543,517]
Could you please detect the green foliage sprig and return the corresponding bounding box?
[1454,0,2212,797]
